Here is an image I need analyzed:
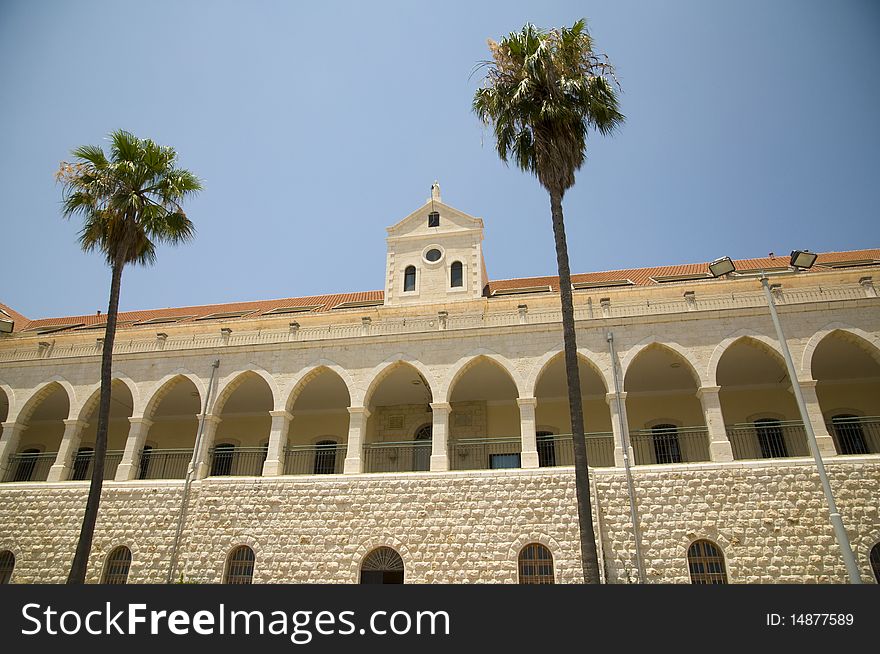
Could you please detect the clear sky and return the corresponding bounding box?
[1,0,878,319]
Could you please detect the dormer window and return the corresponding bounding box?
[428,212,440,228]
[451,261,463,287]
[404,265,416,292]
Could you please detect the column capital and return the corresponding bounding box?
[128,417,154,428]
[605,391,626,405]
[696,386,721,398]
[347,406,371,418]
[429,402,452,413]
[202,414,222,426]
[269,410,293,421]
[516,397,538,408]
[798,379,819,390]
[2,420,24,433]
[63,419,89,429]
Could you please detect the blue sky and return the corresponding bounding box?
[1,0,878,319]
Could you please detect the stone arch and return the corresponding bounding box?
[707,330,786,386]
[11,378,76,426]
[213,366,281,416]
[284,359,355,412]
[803,324,880,378]
[75,376,139,423]
[0,381,15,422]
[350,535,412,583]
[684,533,731,584]
[96,542,138,583]
[360,354,436,408]
[212,535,263,584]
[508,533,564,584]
[442,349,524,403]
[139,370,207,419]
[525,347,610,398]
[621,339,703,390]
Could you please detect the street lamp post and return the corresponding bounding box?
[709,251,862,584]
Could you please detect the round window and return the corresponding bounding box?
[425,248,442,262]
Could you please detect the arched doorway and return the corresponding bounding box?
[360,547,404,584]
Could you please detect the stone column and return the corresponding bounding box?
[343,407,370,474]
[429,402,451,472]
[193,415,222,480]
[115,417,154,481]
[606,392,631,468]
[517,397,539,469]
[262,410,292,477]
[0,421,26,481]
[696,386,734,462]
[47,419,89,481]
[798,380,837,457]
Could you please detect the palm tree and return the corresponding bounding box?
[474,20,623,583]
[57,130,202,583]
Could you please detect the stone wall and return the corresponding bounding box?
[1,458,878,584]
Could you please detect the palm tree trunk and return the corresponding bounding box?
[67,258,124,583]
[549,190,601,584]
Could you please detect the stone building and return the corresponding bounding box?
[0,186,879,584]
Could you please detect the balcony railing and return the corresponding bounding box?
[208,446,268,477]
[70,450,124,481]
[137,448,193,480]
[0,282,871,363]
[452,437,522,471]
[284,443,347,475]
[2,451,57,482]
[629,426,711,465]
[827,416,880,455]
[363,440,432,473]
[727,421,810,460]
[536,433,616,468]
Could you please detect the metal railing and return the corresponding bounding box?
[2,451,57,482]
[0,282,871,363]
[70,450,124,481]
[827,416,880,455]
[284,443,347,475]
[727,421,810,460]
[629,426,711,465]
[363,440,432,473]
[208,446,268,477]
[536,433,616,468]
[136,448,193,480]
[452,437,522,471]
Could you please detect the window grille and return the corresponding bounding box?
[404,266,416,292]
[451,261,463,287]
[102,546,132,584]
[360,547,404,584]
[225,546,255,584]
[519,543,554,584]
[688,540,728,584]
[0,550,14,584]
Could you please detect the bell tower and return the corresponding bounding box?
[384,184,488,307]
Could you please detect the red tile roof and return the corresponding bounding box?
[11,248,879,334]
[0,303,30,333]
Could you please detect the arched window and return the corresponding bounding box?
[211,443,235,476]
[518,543,554,584]
[831,415,869,455]
[450,261,463,288]
[225,545,255,584]
[0,550,14,584]
[871,543,880,584]
[313,440,339,475]
[102,546,132,584]
[360,547,404,584]
[72,446,94,481]
[404,266,416,292]
[754,418,787,458]
[651,424,682,464]
[687,539,728,584]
